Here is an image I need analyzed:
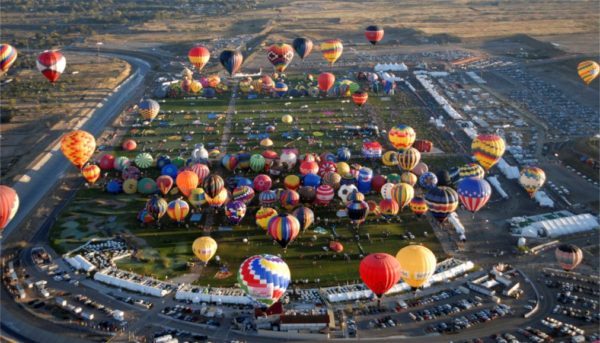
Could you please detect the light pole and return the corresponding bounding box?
[96,42,103,64]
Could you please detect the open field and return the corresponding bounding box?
[0,54,130,183]
[48,79,469,287]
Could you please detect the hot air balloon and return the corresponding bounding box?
[238,254,291,307]
[188,188,206,208]
[273,81,288,97]
[379,198,399,218]
[320,39,343,65]
[411,162,429,177]
[292,206,314,232]
[139,99,160,121]
[577,60,599,85]
[192,236,217,264]
[347,200,369,227]
[409,197,428,217]
[146,195,168,221]
[519,166,546,198]
[322,172,342,190]
[389,125,416,151]
[256,207,278,230]
[413,139,433,153]
[188,163,210,183]
[419,172,438,191]
[122,139,137,152]
[292,38,313,60]
[81,164,101,184]
[259,190,278,206]
[555,244,583,271]
[396,245,437,289]
[279,189,300,210]
[380,182,395,200]
[336,162,350,176]
[267,43,294,73]
[365,25,384,45]
[398,148,421,171]
[137,208,154,224]
[205,188,228,208]
[329,241,344,253]
[0,185,19,230]
[203,175,225,198]
[298,186,316,204]
[336,147,351,162]
[400,172,418,187]
[253,174,272,193]
[61,130,96,169]
[283,175,300,191]
[359,253,401,298]
[233,185,255,204]
[391,183,414,210]
[250,154,266,172]
[188,45,210,71]
[471,134,505,170]
[167,198,190,223]
[457,177,492,213]
[37,50,66,83]
[338,184,358,203]
[425,187,459,223]
[267,214,300,249]
[381,151,399,167]
[156,175,174,196]
[352,91,369,107]
[225,200,247,225]
[219,50,243,76]
[459,163,485,180]
[299,160,319,176]
[318,72,335,92]
[175,170,199,198]
[0,44,17,75]
[315,185,335,206]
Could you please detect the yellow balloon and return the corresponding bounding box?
[123,179,138,194]
[577,60,599,85]
[192,236,218,264]
[256,207,278,230]
[282,114,293,124]
[396,245,436,288]
[336,162,350,176]
[382,151,399,167]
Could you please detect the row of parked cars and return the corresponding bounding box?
[409,297,482,321]
[541,317,585,337]
[401,290,459,310]
[552,304,598,323]
[425,304,512,334]
[545,279,599,296]
[162,305,221,327]
[557,291,598,309]
[368,316,398,329]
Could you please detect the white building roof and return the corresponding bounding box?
[520,213,599,238]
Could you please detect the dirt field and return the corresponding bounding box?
[0,54,130,183]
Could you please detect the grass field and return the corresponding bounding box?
[50,75,468,287]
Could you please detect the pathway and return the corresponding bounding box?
[219,82,239,153]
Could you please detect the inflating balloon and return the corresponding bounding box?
[192,236,217,264]
[238,254,291,307]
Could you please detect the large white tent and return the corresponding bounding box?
[519,213,599,238]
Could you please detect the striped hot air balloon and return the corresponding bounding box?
[320,39,343,65]
[391,183,414,210]
[409,197,428,217]
[167,198,190,223]
[400,172,418,187]
[425,187,458,223]
[238,254,291,307]
[134,153,154,169]
[292,37,313,60]
[219,49,243,76]
[292,206,314,232]
[315,184,335,206]
[0,185,19,230]
[471,134,505,170]
[267,43,294,73]
[188,188,206,208]
[37,50,66,83]
[398,148,421,171]
[146,195,168,221]
[577,60,599,85]
[379,198,399,218]
[555,244,583,271]
[61,130,96,169]
[138,99,160,121]
[457,177,492,213]
[233,185,255,204]
[519,166,546,198]
[365,25,384,45]
[256,207,278,230]
[203,175,225,198]
[347,200,369,226]
[267,214,300,249]
[459,163,485,180]
[389,125,416,151]
[188,45,210,71]
[352,91,369,107]
[81,164,101,184]
[279,189,300,210]
[259,190,278,206]
[0,44,17,75]
[225,200,247,225]
[205,188,228,208]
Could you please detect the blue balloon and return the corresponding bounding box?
[336,147,351,162]
[106,179,123,194]
[156,155,171,169]
[357,179,372,194]
[419,172,438,191]
[161,163,179,179]
[203,87,216,98]
[303,173,321,188]
[236,177,253,188]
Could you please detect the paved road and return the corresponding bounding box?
[1,53,150,242]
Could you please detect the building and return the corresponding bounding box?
[279,314,332,332]
[514,213,599,238]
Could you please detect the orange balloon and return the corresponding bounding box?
[61,130,96,169]
[176,170,199,197]
[81,164,101,184]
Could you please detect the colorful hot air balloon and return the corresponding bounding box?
[329,241,344,253]
[425,187,459,223]
[192,236,217,264]
[253,174,273,192]
[226,200,247,225]
[352,91,369,107]
[203,175,225,198]
[273,81,288,97]
[188,163,210,183]
[219,49,243,76]
[0,44,17,75]
[457,177,492,213]
[81,164,101,184]
[359,253,401,298]
[347,200,369,226]
[315,185,335,206]
[167,198,190,223]
[205,188,228,208]
[555,244,583,271]
[419,172,438,191]
[389,125,416,151]
[379,198,399,218]
[233,185,255,204]
[267,214,300,249]
[320,39,343,65]
[188,45,210,71]
[413,139,433,153]
[396,245,437,288]
[299,160,319,176]
[156,175,174,196]
[292,206,314,232]
[238,254,291,307]
[292,38,313,60]
[267,43,294,73]
[139,99,160,121]
[365,25,384,45]
[146,195,168,221]
[519,166,546,198]
[409,197,428,217]
[459,163,485,180]
[318,72,335,92]
[0,185,19,230]
[256,207,278,230]
[176,171,199,198]
[471,134,505,170]
[398,148,421,171]
[577,60,599,85]
[250,154,266,172]
[61,130,96,169]
[37,50,66,83]
[279,189,300,210]
[400,172,418,187]
[188,188,206,208]
[391,183,414,210]
[381,151,399,167]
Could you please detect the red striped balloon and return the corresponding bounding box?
[0,185,19,230]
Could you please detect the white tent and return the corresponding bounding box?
[519,213,599,238]
[374,63,408,72]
